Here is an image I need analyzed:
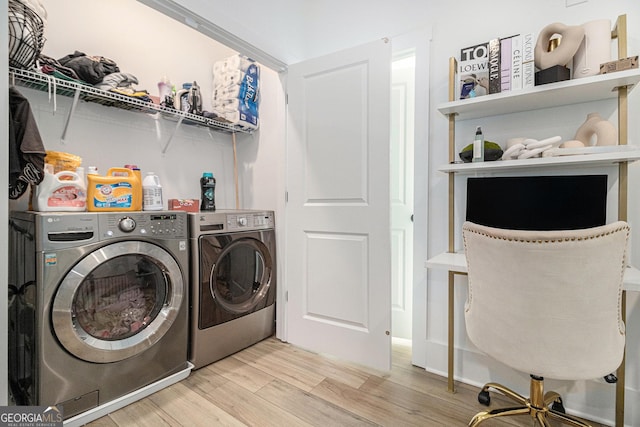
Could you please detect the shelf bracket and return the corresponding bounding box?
[61,88,81,144]
[162,116,184,154]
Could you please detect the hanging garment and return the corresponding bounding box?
[9,86,46,199]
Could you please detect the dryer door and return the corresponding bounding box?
[199,233,274,328]
[51,241,184,363]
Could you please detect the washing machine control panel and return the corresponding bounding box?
[118,216,136,232]
[99,212,188,239]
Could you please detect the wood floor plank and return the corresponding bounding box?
[310,377,442,426]
[255,338,372,389]
[147,381,245,427]
[182,363,229,395]
[206,354,275,393]
[358,374,477,426]
[104,398,180,427]
[256,379,378,427]
[231,343,325,392]
[191,378,314,426]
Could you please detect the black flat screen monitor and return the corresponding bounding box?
[465,175,608,231]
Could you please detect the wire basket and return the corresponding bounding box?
[8,0,45,69]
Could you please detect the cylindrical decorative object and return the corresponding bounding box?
[574,112,617,146]
[573,19,611,78]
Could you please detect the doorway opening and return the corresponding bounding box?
[391,50,415,361]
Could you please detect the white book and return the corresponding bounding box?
[511,34,523,90]
[522,32,536,89]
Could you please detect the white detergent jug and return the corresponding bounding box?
[143,172,163,211]
[34,169,87,212]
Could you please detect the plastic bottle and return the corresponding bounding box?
[158,76,172,106]
[34,168,87,212]
[87,167,142,212]
[124,164,143,210]
[200,172,216,211]
[188,81,203,115]
[85,166,98,195]
[143,172,163,211]
[472,126,484,162]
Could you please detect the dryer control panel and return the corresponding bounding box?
[227,212,274,231]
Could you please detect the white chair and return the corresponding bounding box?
[462,221,629,427]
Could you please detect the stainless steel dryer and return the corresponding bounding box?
[188,210,276,369]
[8,211,189,419]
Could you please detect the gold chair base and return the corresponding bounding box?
[469,377,592,427]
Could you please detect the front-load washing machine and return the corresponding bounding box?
[188,210,276,369]
[8,211,190,419]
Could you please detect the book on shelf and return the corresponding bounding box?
[500,35,517,92]
[510,34,523,90]
[488,38,501,94]
[522,32,535,89]
[458,42,489,99]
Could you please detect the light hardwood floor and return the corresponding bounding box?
[87,338,606,427]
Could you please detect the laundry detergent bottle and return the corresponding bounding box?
[87,167,142,211]
[200,172,216,211]
[34,167,87,212]
[143,172,163,211]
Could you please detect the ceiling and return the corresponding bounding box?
[137,0,434,71]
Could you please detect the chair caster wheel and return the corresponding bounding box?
[478,390,491,406]
[551,397,565,414]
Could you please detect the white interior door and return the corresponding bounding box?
[286,39,392,372]
[391,53,415,340]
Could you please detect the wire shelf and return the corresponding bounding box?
[9,67,252,134]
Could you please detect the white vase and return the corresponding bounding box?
[573,19,611,79]
[574,112,617,146]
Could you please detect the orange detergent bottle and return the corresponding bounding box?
[87,167,142,211]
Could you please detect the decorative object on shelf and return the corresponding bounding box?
[600,56,639,74]
[544,144,640,157]
[573,19,612,79]
[460,140,503,162]
[502,136,562,160]
[573,112,617,146]
[534,22,585,72]
[459,42,489,99]
[558,139,585,149]
[472,126,485,162]
[535,64,571,85]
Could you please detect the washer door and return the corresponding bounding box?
[211,237,273,313]
[51,241,184,363]
[199,234,273,328]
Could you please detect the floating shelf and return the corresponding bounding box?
[425,251,640,292]
[439,146,640,173]
[9,67,252,135]
[437,68,640,120]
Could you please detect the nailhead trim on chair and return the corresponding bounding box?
[462,223,629,336]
